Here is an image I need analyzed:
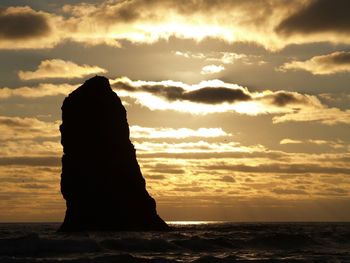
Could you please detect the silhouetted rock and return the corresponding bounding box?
[59,76,169,232]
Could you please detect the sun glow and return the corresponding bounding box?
[139,22,236,43]
[232,101,267,116]
[167,221,222,225]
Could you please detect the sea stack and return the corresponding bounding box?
[59,76,169,231]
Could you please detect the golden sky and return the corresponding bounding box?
[0,0,349,222]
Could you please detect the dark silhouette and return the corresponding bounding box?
[59,76,169,231]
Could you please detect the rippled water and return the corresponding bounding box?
[0,222,349,262]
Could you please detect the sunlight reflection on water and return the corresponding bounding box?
[167,221,225,225]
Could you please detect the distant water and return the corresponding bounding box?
[0,222,349,262]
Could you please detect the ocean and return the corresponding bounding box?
[0,222,349,262]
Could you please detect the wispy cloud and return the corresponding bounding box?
[175,51,265,66]
[280,138,346,149]
[134,141,264,154]
[0,116,59,141]
[280,139,302,145]
[18,59,107,80]
[130,126,231,139]
[278,51,350,75]
[0,83,75,99]
[272,108,350,125]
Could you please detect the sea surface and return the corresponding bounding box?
[0,222,349,263]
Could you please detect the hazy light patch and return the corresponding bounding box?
[130,126,231,139]
[231,101,268,116]
[139,22,236,43]
[18,59,107,80]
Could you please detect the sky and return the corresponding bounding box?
[0,0,349,222]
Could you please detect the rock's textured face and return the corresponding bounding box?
[59,76,168,231]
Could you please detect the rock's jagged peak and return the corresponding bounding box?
[70,75,113,97]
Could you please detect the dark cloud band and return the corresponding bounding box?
[276,0,350,35]
[0,7,51,40]
[113,82,251,104]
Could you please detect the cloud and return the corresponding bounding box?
[0,156,60,166]
[113,78,319,108]
[271,188,307,195]
[280,138,345,149]
[175,51,266,66]
[174,51,206,59]
[18,59,107,80]
[130,126,231,139]
[280,139,302,145]
[267,91,312,107]
[208,52,247,64]
[308,139,345,149]
[205,163,350,175]
[0,6,50,40]
[219,175,236,183]
[3,1,350,50]
[133,141,264,154]
[278,51,350,75]
[185,87,251,104]
[137,150,287,160]
[0,6,62,49]
[1,76,349,126]
[272,108,350,125]
[113,78,251,105]
[59,0,302,50]
[200,64,225,75]
[20,183,50,189]
[276,0,350,35]
[0,116,61,159]
[146,163,185,175]
[0,83,75,99]
[56,0,350,50]
[0,116,59,140]
[112,77,350,124]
